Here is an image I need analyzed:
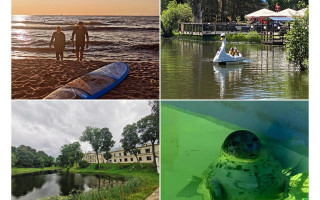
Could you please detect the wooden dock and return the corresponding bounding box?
[178,20,292,45]
[178,22,250,36]
[261,31,286,45]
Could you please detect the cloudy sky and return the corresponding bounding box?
[12,100,152,158]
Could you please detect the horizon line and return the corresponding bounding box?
[12,14,159,17]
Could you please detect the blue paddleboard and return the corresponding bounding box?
[44,62,129,99]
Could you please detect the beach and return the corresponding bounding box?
[12,59,159,99]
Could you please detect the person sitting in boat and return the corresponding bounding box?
[233,47,240,57]
[229,47,234,55]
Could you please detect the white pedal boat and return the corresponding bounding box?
[213,33,244,65]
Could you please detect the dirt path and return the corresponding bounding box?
[146,188,159,200]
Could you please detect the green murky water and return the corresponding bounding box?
[161,102,308,200]
[161,38,309,99]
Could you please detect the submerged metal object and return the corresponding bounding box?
[198,130,289,200]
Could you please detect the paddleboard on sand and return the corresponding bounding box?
[44,62,129,99]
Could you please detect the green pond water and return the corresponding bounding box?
[161,38,308,99]
[161,103,308,200]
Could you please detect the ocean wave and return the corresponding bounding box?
[12,20,105,26]
[11,25,159,32]
[12,43,159,53]
[131,44,159,51]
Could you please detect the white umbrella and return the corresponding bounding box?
[245,8,279,19]
[277,8,297,17]
[296,8,307,17]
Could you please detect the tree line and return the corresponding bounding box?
[11,145,54,168]
[161,0,309,36]
[56,101,159,169]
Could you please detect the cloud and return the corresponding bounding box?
[12,100,153,158]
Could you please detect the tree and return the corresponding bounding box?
[57,142,84,167]
[137,114,159,168]
[79,160,90,168]
[202,0,219,22]
[225,0,265,21]
[103,152,113,169]
[266,0,308,11]
[120,123,143,168]
[162,0,189,12]
[12,153,18,167]
[188,0,202,22]
[286,6,308,70]
[13,145,54,168]
[15,145,37,168]
[80,127,115,169]
[161,0,193,37]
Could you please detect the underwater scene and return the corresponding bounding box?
[161,101,308,200]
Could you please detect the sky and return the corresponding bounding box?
[12,101,152,158]
[12,0,159,16]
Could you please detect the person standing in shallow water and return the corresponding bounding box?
[71,21,89,61]
[49,26,66,61]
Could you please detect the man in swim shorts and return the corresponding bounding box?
[49,26,66,61]
[71,21,89,61]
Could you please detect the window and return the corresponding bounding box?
[114,154,115,157]
[124,152,127,156]
[139,157,142,161]
[114,159,116,162]
[119,153,121,156]
[130,158,133,161]
[120,159,122,162]
[145,148,150,153]
[124,158,128,162]
[138,150,141,154]
[147,156,152,161]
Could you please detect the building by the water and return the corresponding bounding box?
[83,151,107,164]
[83,143,159,164]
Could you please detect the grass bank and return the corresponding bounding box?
[42,163,159,200]
[171,31,261,43]
[11,167,61,176]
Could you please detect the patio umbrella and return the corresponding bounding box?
[296,8,307,17]
[277,8,297,17]
[245,8,279,19]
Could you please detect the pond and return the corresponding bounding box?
[161,101,309,200]
[161,38,308,99]
[12,170,125,200]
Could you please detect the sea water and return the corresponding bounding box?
[161,101,308,200]
[11,15,159,62]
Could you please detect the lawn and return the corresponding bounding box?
[11,167,61,176]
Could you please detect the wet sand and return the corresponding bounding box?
[12,59,159,99]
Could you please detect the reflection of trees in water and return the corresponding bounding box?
[12,172,47,197]
[57,172,85,196]
[283,71,309,99]
[12,171,126,199]
[57,172,126,196]
[84,174,126,189]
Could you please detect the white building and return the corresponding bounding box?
[83,143,159,164]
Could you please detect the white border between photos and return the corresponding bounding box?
[0,0,11,197]
[1,0,319,199]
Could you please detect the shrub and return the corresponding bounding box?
[246,31,261,43]
[79,160,90,169]
[161,0,192,37]
[286,7,309,70]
